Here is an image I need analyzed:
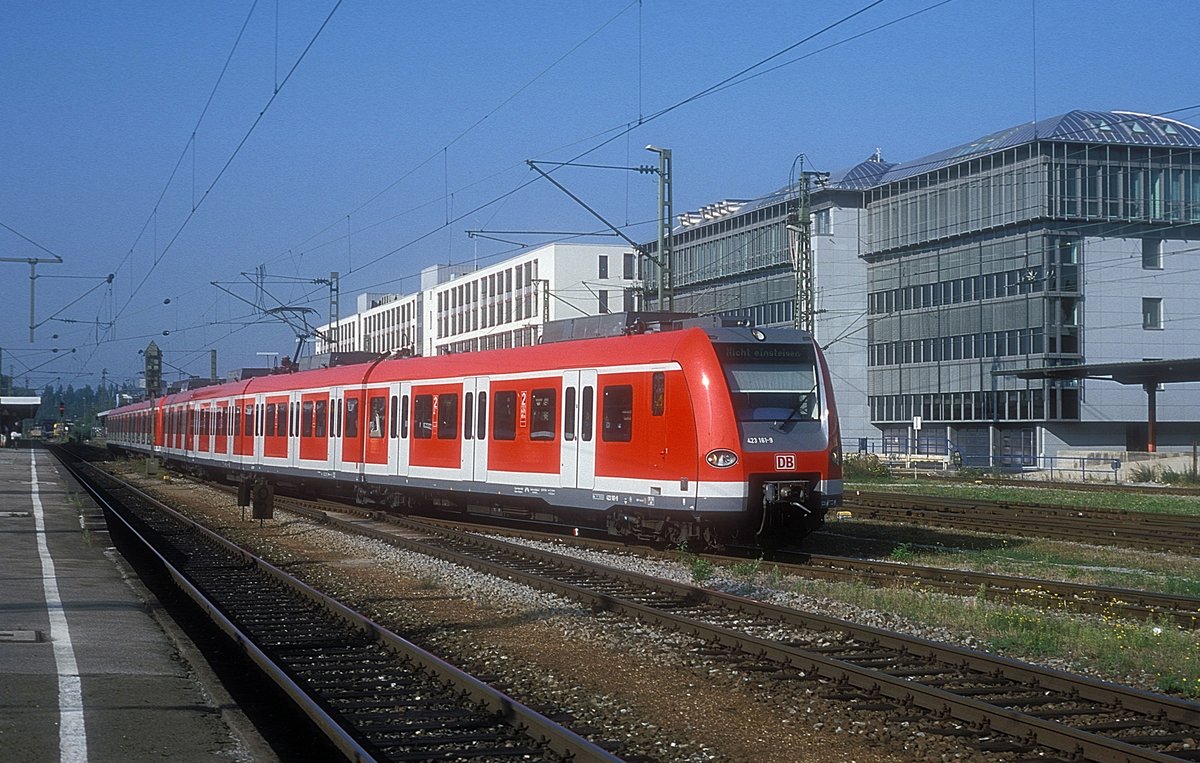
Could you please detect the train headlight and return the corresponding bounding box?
[829,446,843,467]
[706,449,738,468]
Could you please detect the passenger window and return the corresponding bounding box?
[335,398,342,437]
[401,394,410,438]
[530,388,556,441]
[389,395,398,439]
[652,372,665,416]
[265,404,276,436]
[315,400,328,438]
[492,390,516,441]
[344,397,357,438]
[301,401,313,437]
[276,405,287,437]
[438,393,458,439]
[369,395,386,439]
[244,405,254,437]
[581,387,594,442]
[235,406,242,437]
[564,387,577,441]
[464,392,474,440]
[413,395,433,439]
[602,385,633,442]
[476,391,487,440]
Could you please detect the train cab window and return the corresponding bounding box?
[369,395,386,439]
[464,392,474,440]
[602,385,633,442]
[344,397,357,438]
[301,401,314,437]
[530,388,555,441]
[265,404,277,436]
[476,391,487,440]
[492,390,516,441]
[581,387,594,442]
[413,395,433,439]
[652,372,665,416]
[315,400,328,438]
[564,387,577,441]
[389,395,398,439]
[437,393,458,439]
[401,394,410,438]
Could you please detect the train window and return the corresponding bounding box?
[492,391,516,441]
[437,393,458,439]
[463,392,474,440]
[530,388,555,441]
[244,405,254,438]
[401,394,410,438]
[652,372,665,416]
[369,395,386,439]
[275,405,286,438]
[389,395,398,439]
[581,387,594,442]
[334,398,340,437]
[265,404,277,436]
[476,391,487,441]
[344,397,357,438]
[301,401,314,437]
[413,395,432,439]
[601,385,633,442]
[316,400,329,438]
[564,387,577,441]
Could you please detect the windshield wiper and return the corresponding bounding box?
[773,384,818,433]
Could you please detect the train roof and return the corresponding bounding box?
[110,321,817,413]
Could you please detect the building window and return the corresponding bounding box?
[1142,238,1163,269]
[814,208,831,235]
[623,251,635,279]
[1142,298,1163,330]
[598,255,608,279]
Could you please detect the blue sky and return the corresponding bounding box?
[2,0,1197,391]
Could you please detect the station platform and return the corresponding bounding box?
[0,444,268,761]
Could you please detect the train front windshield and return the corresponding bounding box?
[716,343,821,424]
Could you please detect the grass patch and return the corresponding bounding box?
[781,576,1200,698]
[845,480,1200,517]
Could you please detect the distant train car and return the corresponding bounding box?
[107,314,842,545]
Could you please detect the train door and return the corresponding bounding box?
[394,382,411,479]
[362,387,391,478]
[559,369,597,490]
[462,377,489,484]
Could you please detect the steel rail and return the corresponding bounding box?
[844,494,1200,554]
[287,504,1200,763]
[59,455,623,763]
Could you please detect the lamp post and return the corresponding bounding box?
[644,145,673,311]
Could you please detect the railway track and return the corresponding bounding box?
[391,514,1200,631]
[844,492,1200,554]
[58,454,622,763]
[267,496,1200,762]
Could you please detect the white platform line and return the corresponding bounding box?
[31,452,89,762]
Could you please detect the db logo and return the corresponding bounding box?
[775,454,796,471]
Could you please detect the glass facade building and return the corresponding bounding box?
[646,111,1200,462]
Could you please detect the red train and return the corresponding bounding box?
[106,314,842,545]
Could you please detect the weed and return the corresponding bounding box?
[675,543,716,584]
[889,542,916,563]
[729,558,763,584]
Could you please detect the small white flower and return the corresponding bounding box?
[1152,626,1163,636]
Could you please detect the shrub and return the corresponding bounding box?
[1129,463,1158,483]
[843,452,890,479]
